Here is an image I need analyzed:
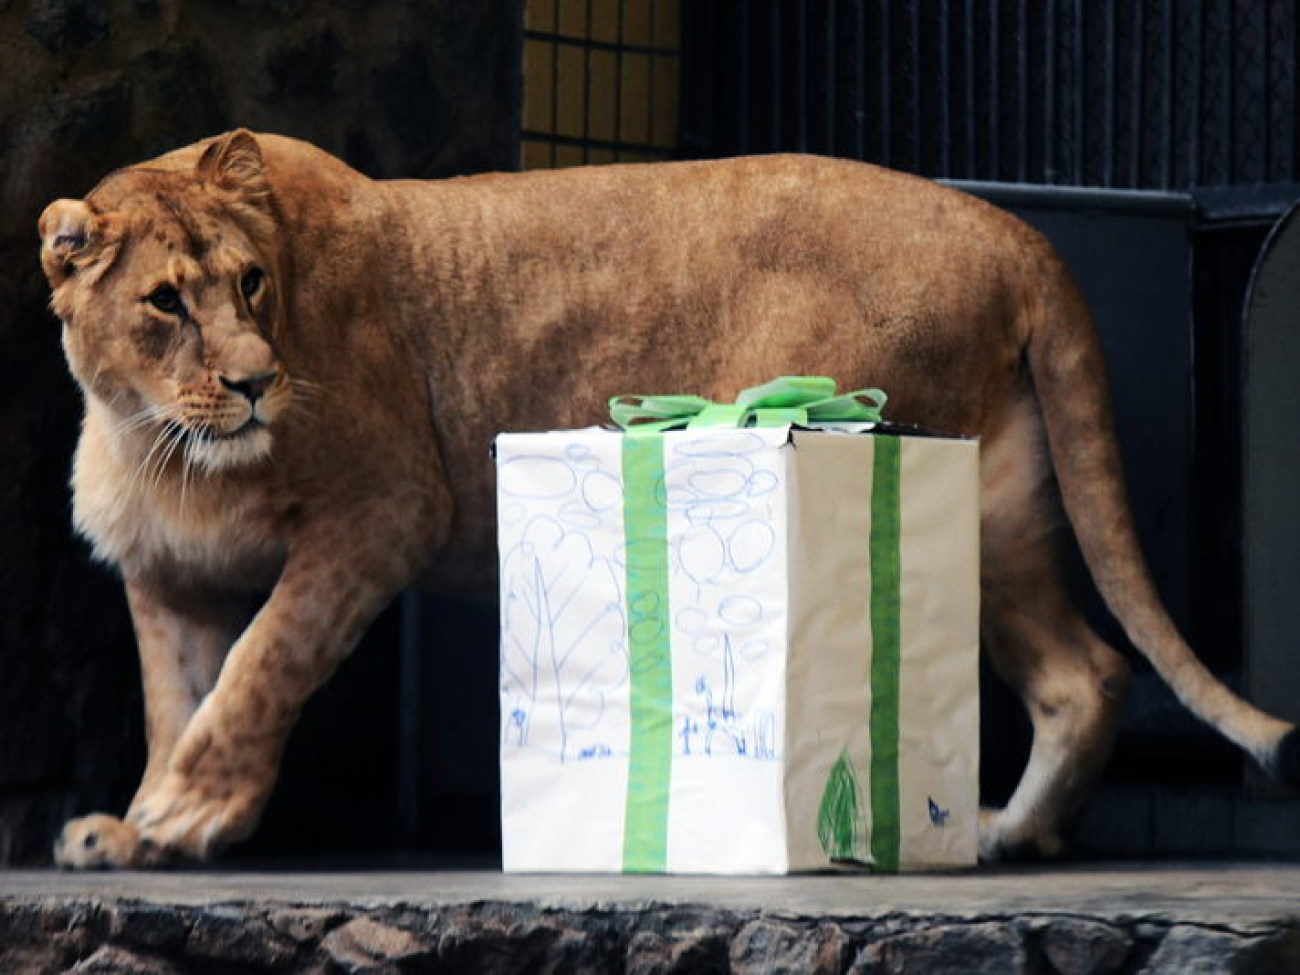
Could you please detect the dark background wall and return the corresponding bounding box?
[0,0,522,866]
[679,1,1300,190]
[5,0,1300,868]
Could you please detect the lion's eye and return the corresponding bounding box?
[241,267,264,301]
[146,285,183,316]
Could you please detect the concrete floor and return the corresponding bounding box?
[6,861,1300,928]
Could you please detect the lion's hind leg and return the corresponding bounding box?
[978,521,1131,861]
[974,395,1132,861]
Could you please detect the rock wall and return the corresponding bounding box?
[2,895,1299,974]
[0,0,522,865]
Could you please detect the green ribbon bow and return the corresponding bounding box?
[609,376,887,432]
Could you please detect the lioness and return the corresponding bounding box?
[41,130,1297,868]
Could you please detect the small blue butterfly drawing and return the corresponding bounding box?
[927,796,951,827]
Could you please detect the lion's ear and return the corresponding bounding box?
[38,198,98,286]
[198,129,270,201]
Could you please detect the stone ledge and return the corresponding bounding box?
[4,864,1300,973]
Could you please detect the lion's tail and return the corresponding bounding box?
[1025,249,1300,783]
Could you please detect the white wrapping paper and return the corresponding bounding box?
[496,424,979,873]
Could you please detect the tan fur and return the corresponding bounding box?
[41,130,1295,868]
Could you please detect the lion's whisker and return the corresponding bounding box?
[149,422,188,493]
[126,413,176,486]
[298,376,332,396]
[179,431,201,515]
[281,379,326,426]
[126,405,188,496]
[112,403,169,439]
[125,430,168,498]
[288,377,328,405]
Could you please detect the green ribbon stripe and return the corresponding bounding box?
[620,433,674,872]
[868,435,903,873]
[609,378,900,873]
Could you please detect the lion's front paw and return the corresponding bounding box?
[54,814,144,869]
[129,768,265,863]
[123,697,277,862]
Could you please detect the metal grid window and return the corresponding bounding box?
[680,0,1300,192]
[522,0,681,169]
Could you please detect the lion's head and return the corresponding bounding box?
[40,130,291,474]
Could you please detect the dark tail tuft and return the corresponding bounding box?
[1268,727,1300,789]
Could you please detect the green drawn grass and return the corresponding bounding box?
[818,748,862,861]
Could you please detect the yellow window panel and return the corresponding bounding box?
[618,53,651,146]
[555,43,587,139]
[620,0,650,47]
[522,39,556,134]
[557,0,587,39]
[587,50,619,144]
[521,0,680,170]
[554,144,587,169]
[590,2,620,45]
[651,61,679,149]
[525,0,555,33]
[521,139,556,170]
[653,0,679,49]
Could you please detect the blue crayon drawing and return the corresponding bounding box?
[498,429,787,766]
[681,635,777,760]
[499,441,631,764]
[928,797,951,828]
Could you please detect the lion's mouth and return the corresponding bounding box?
[175,417,266,444]
[161,416,274,473]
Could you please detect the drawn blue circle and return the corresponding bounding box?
[687,468,748,498]
[718,594,763,627]
[728,520,776,572]
[693,633,722,656]
[673,430,769,457]
[747,470,780,496]
[676,607,709,633]
[582,471,622,511]
[678,526,727,583]
[559,503,601,530]
[499,455,577,499]
[683,498,752,523]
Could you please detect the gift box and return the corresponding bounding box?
[495,379,979,874]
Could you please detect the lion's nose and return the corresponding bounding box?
[220,372,276,404]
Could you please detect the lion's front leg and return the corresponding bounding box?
[55,579,243,869]
[126,531,412,863]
